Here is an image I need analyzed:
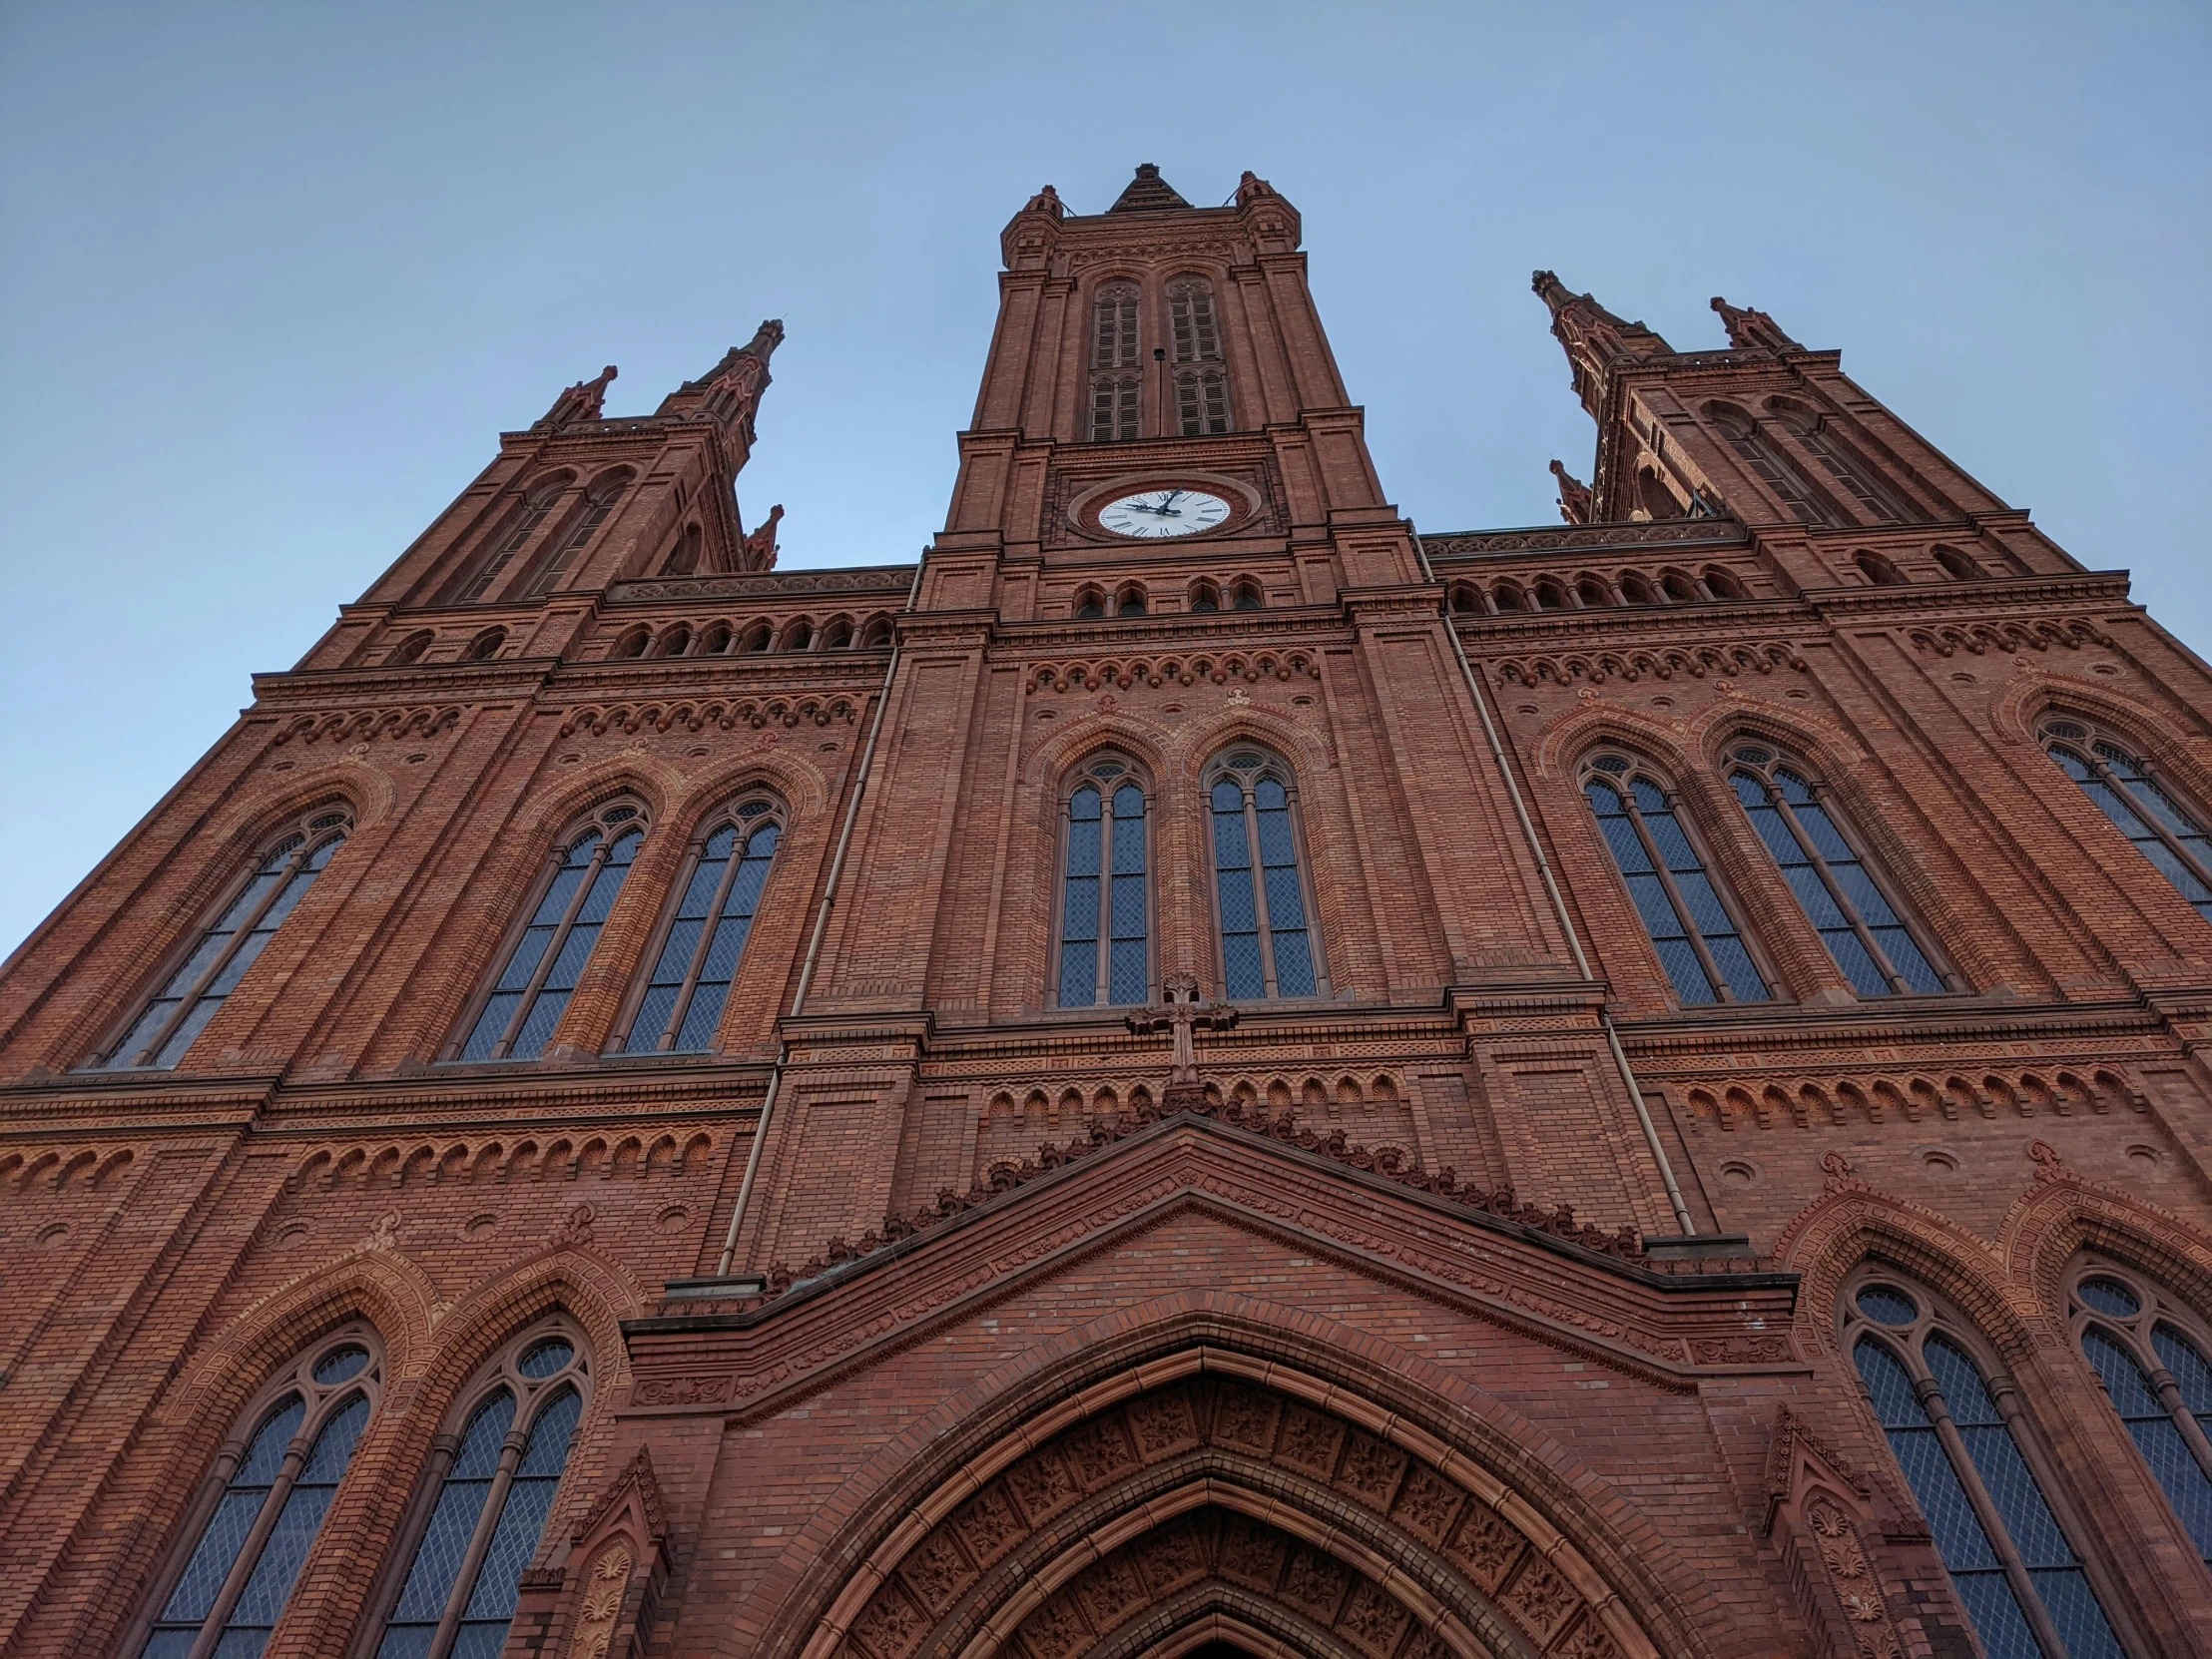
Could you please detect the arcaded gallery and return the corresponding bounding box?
[5,165,2212,1659]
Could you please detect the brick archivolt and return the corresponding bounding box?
[1027,650,1323,694]
[558,694,861,736]
[1906,617,2111,659]
[1492,641,1804,690]
[271,704,463,746]
[0,1144,135,1194]
[809,1370,1659,1659]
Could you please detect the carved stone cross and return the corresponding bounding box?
[1126,971,1238,1088]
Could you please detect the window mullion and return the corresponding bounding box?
[1630,801,1735,1001]
[1094,801,1114,1006]
[132,842,309,1068]
[1242,789,1279,996]
[660,843,743,1050]
[1917,1374,2070,1659]
[2142,1348,2212,1485]
[424,1434,528,1659]
[494,845,606,1060]
[184,1437,310,1659]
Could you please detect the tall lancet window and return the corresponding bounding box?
[455,476,568,603]
[95,808,352,1071]
[135,1330,380,1658]
[523,471,630,597]
[1582,753,1768,1007]
[613,797,783,1052]
[373,1323,589,1659]
[2065,1258,2212,1568]
[1167,276,1231,435]
[1206,751,1326,1000]
[1726,746,1950,997]
[456,803,646,1062]
[1054,758,1150,1007]
[1846,1275,2126,1659]
[2042,720,2212,925]
[1771,401,1908,523]
[1088,280,1141,442]
[1706,403,1829,526]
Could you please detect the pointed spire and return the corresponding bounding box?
[739,503,784,571]
[1022,184,1065,219]
[1236,170,1277,206]
[1711,295,1801,352]
[538,364,616,431]
[1549,459,1593,526]
[1530,271,1674,419]
[1108,163,1191,213]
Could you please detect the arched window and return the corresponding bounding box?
[1073,586,1107,620]
[1635,468,1683,521]
[2064,1257,2212,1566]
[1934,544,1983,581]
[2042,721,2212,924]
[614,799,782,1053]
[456,804,646,1062]
[1089,280,1141,442]
[1619,572,1658,606]
[1575,575,1611,608]
[1771,402,1907,523]
[136,1329,379,1657]
[664,523,703,576]
[739,620,773,653]
[388,631,434,666]
[464,627,505,662]
[1206,751,1325,1000]
[857,615,893,648]
[372,1322,588,1659]
[1166,276,1222,362]
[454,477,567,603]
[1054,758,1150,1007]
[523,472,629,597]
[1188,579,1221,614]
[653,624,691,658]
[96,809,352,1071]
[1726,746,1950,996]
[779,617,815,652]
[1701,565,1746,599]
[1845,1273,2126,1659]
[1582,754,1767,1006]
[1230,578,1262,612]
[1706,403,1829,525]
[1175,369,1231,436]
[697,622,733,655]
[1114,583,1147,617]
[818,615,853,650]
[1856,550,1907,586]
[1493,583,1526,612]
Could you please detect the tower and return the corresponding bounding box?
[3,166,2212,1659]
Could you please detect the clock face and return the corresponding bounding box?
[1097,487,1232,539]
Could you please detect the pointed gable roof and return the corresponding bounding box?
[1109,163,1191,213]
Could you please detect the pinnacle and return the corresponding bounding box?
[1107,163,1192,214]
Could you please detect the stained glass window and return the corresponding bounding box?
[2069,1263,2212,1565]
[458,809,645,1062]
[375,1327,589,1659]
[1728,751,1946,997]
[2045,725,2212,925]
[1848,1281,2124,1659]
[99,813,350,1071]
[1057,766,1148,1007]
[1583,761,1766,1006]
[141,1333,378,1658]
[618,805,781,1053]
[1207,756,1323,1001]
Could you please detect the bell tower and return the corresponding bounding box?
[1533,272,2075,588]
[922,163,1421,618]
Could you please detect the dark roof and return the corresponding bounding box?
[1108,163,1191,213]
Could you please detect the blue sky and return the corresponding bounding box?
[2,2,2207,958]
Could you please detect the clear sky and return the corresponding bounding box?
[2,2,2207,960]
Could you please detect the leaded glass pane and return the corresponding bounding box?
[380,1390,516,1656]
[214,1394,367,1647]
[519,1342,572,1380]
[1103,784,1148,1004]
[2078,1278,2139,1318]
[1854,1340,2038,1657]
[1272,930,1317,997]
[2058,743,2212,920]
[2083,1329,2212,1558]
[457,1389,578,1633]
[2156,1326,2212,1413]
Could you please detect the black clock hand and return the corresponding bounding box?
[1155,489,1183,514]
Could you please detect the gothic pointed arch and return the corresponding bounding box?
[744,1299,1718,1659]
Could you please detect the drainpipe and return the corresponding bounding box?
[1411,532,1697,1236]
[710,554,928,1279]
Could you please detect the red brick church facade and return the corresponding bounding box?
[3,165,2210,1659]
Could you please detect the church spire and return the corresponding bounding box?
[1108,163,1191,213]
[1710,294,1802,352]
[1530,271,1674,420]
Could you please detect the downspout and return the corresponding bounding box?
[712,553,928,1278]
[1410,531,1697,1236]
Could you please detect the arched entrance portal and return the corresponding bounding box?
[766,1316,1705,1659]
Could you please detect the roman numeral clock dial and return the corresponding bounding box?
[1097,487,1231,539]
